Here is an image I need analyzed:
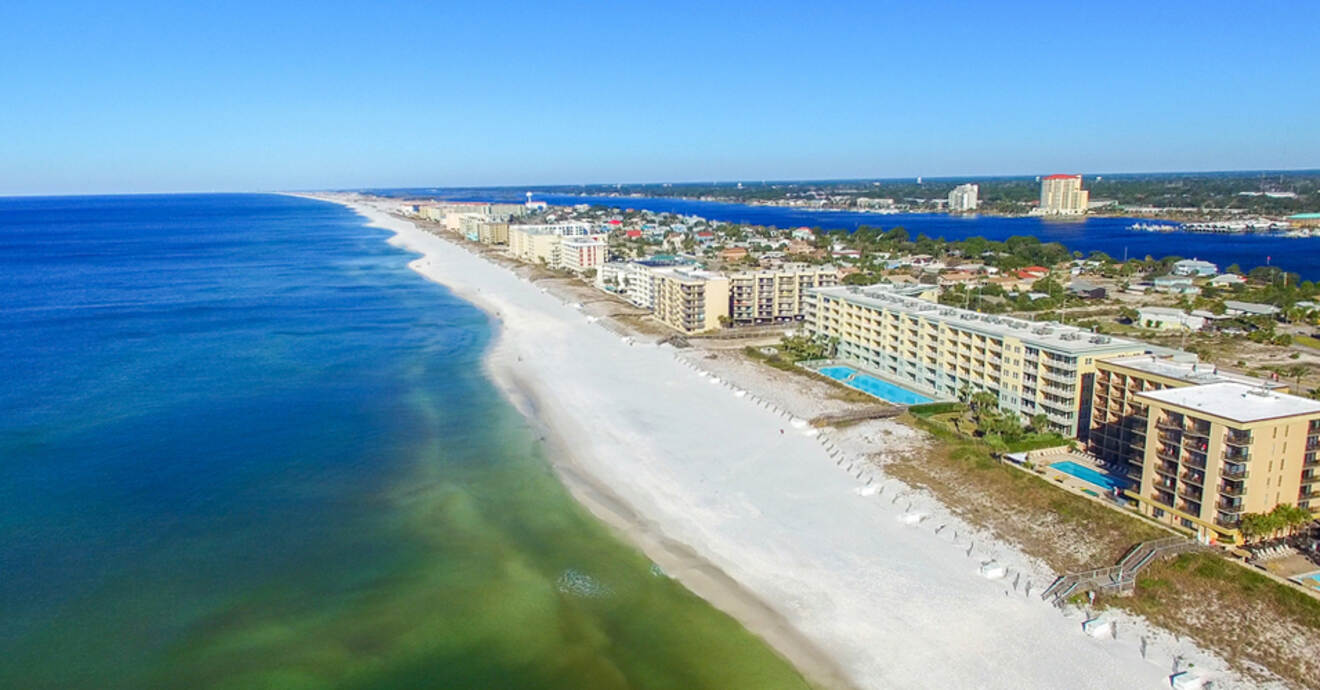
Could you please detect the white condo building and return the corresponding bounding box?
[559,236,608,274]
[947,183,979,212]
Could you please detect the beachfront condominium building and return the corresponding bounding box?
[507,223,596,265]
[416,202,531,230]
[1038,175,1089,215]
[558,236,608,274]
[1088,354,1284,472]
[459,215,509,245]
[805,284,1146,436]
[1129,382,1320,543]
[728,264,840,326]
[947,183,979,212]
[653,268,730,334]
[595,257,693,309]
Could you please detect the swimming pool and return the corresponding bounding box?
[1050,461,1127,493]
[816,365,933,405]
[1295,572,1320,592]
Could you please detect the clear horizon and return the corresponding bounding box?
[3,1,1318,196]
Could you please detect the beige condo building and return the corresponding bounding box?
[653,269,730,334]
[460,215,509,245]
[507,223,595,266]
[806,285,1146,435]
[1130,382,1320,543]
[1039,174,1089,215]
[728,264,839,326]
[1088,354,1284,475]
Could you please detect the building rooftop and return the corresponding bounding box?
[1043,174,1081,180]
[1101,354,1282,389]
[1137,306,1193,317]
[560,235,606,246]
[1137,382,1320,423]
[1224,300,1281,315]
[810,284,1147,356]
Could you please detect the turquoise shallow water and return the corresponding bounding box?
[0,194,808,689]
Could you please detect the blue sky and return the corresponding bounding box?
[2,1,1317,194]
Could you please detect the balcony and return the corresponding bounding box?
[1220,483,1245,498]
[1041,368,1075,385]
[1183,424,1211,439]
[1215,514,1241,529]
[1150,491,1176,508]
[1183,456,1207,471]
[1154,462,1179,477]
[1180,471,1204,487]
[1224,430,1252,447]
[1223,446,1250,462]
[1178,485,1204,502]
[1221,464,1249,480]
[1217,497,1244,513]
[1156,418,1184,432]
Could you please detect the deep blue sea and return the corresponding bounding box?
[369,188,1320,280]
[0,194,806,688]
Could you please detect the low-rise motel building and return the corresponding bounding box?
[1133,383,1320,543]
[728,264,839,326]
[805,284,1146,436]
[652,268,730,334]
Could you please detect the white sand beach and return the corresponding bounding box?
[318,195,1267,689]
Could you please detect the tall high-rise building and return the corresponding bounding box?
[947,183,979,212]
[1038,174,1089,215]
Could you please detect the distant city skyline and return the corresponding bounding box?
[2,1,1318,196]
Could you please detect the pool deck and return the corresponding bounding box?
[1028,450,1131,501]
[801,358,950,406]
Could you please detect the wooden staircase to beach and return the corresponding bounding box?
[1041,536,1200,606]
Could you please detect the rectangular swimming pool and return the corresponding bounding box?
[1049,460,1127,493]
[816,365,933,406]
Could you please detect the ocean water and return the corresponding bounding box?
[370,188,1320,280]
[0,194,807,689]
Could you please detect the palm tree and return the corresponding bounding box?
[1283,364,1310,394]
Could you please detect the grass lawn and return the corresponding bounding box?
[1294,333,1320,350]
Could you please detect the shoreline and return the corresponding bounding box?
[299,193,1264,689]
[317,194,853,688]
